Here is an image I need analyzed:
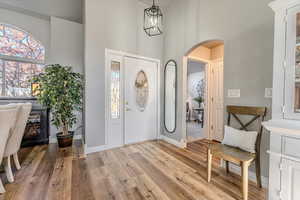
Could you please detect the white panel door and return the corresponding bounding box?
[210,60,224,141]
[124,57,158,144]
[281,159,300,200]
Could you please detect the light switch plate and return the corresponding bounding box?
[265,88,272,98]
[228,89,240,98]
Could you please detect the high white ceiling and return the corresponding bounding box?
[0,0,82,23]
[0,0,171,23]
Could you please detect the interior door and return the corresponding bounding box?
[210,59,224,141]
[124,57,158,144]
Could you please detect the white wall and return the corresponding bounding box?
[50,17,83,74]
[162,0,274,177]
[84,0,163,148]
[0,0,82,23]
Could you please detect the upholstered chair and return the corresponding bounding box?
[0,106,18,193]
[3,103,32,183]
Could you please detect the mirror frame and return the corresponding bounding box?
[164,59,177,133]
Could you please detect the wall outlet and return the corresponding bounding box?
[228,89,240,98]
[265,88,272,98]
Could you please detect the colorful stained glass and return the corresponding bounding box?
[5,61,18,97]
[0,60,44,97]
[0,59,3,96]
[33,64,44,75]
[0,25,3,37]
[111,61,120,119]
[0,24,45,61]
[296,14,300,112]
[0,24,45,97]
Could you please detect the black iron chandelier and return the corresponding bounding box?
[144,0,163,37]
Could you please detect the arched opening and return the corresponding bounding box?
[183,40,224,144]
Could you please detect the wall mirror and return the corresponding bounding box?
[164,60,177,133]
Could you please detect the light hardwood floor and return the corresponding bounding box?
[0,140,266,200]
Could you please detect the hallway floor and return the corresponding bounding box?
[187,121,204,142]
[0,140,266,200]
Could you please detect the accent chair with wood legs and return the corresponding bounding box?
[0,106,18,193]
[3,103,32,183]
[207,105,267,200]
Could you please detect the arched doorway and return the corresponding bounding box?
[183,40,224,143]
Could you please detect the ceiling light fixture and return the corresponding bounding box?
[143,0,163,37]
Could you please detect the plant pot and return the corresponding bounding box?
[56,131,74,148]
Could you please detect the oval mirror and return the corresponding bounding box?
[164,60,177,133]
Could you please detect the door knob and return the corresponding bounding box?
[126,107,131,111]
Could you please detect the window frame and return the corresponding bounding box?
[0,23,45,99]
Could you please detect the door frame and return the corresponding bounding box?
[183,56,211,143]
[183,55,224,143]
[209,58,224,141]
[105,49,161,149]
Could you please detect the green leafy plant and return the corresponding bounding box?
[193,96,204,107]
[31,64,83,136]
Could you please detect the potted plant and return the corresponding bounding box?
[193,96,204,108]
[31,64,83,148]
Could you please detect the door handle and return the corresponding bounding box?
[126,107,131,111]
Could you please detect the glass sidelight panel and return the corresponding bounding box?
[111,61,120,119]
[295,13,300,112]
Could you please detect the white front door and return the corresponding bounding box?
[210,59,224,141]
[124,57,158,144]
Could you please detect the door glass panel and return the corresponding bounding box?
[295,13,300,112]
[111,61,120,119]
[135,70,149,111]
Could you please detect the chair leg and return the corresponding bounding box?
[0,178,5,194]
[4,156,14,183]
[207,148,212,182]
[242,162,249,200]
[225,161,230,174]
[13,153,21,170]
[255,157,262,188]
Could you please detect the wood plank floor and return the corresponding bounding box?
[0,139,266,200]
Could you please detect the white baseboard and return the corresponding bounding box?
[49,134,82,144]
[221,161,268,188]
[159,134,187,148]
[84,135,187,155]
[84,143,123,155]
[84,144,109,154]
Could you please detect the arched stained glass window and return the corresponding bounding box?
[0,24,45,61]
[0,24,45,97]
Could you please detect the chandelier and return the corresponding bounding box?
[143,0,163,37]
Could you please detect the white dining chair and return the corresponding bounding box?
[3,103,32,183]
[0,106,18,193]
